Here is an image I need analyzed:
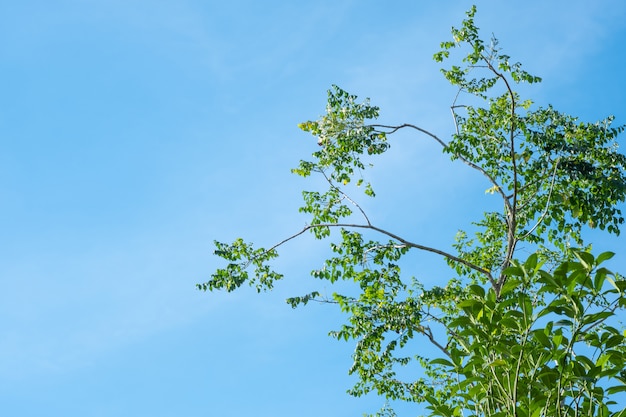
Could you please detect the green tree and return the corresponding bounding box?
[200,7,626,416]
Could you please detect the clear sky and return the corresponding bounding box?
[1,1,626,416]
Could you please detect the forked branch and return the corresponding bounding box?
[370,123,513,217]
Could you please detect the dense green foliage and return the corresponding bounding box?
[200,7,626,416]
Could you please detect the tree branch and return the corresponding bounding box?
[475,46,519,290]
[518,158,561,240]
[321,170,372,225]
[370,123,447,147]
[419,325,451,357]
[369,123,514,222]
[261,222,495,285]
[365,223,495,284]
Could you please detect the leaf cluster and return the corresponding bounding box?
[197,238,283,293]
[427,252,626,417]
[294,85,387,194]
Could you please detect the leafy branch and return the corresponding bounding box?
[202,221,495,295]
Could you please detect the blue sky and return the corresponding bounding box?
[1,1,626,416]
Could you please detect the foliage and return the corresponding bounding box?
[430,251,626,417]
[199,6,626,416]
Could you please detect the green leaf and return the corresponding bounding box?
[531,329,551,348]
[596,251,615,265]
[606,385,626,395]
[430,358,455,368]
[468,284,485,298]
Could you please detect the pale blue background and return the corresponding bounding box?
[1,1,625,416]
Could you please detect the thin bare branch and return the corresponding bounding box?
[475,45,519,287]
[420,325,451,357]
[370,122,513,215]
[450,85,466,135]
[365,223,495,284]
[450,105,465,136]
[261,222,495,285]
[518,158,561,240]
[370,123,447,147]
[321,170,372,226]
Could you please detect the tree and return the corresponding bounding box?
[199,7,626,417]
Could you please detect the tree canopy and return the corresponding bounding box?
[200,7,626,417]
